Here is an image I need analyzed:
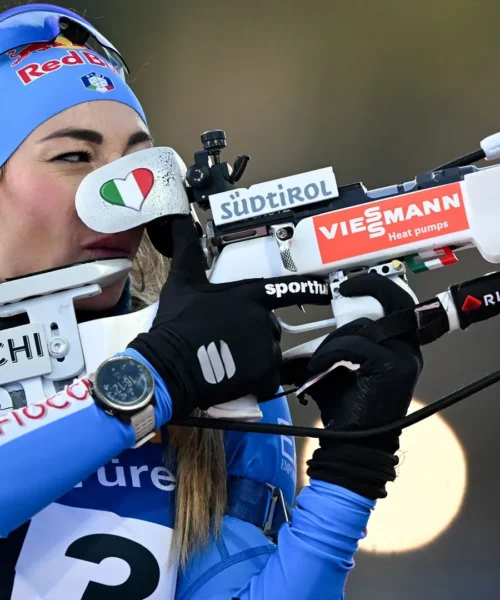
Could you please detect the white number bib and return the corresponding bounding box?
[12,503,178,600]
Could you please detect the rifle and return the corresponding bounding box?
[33,129,500,438]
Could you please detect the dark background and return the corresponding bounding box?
[10,0,500,597]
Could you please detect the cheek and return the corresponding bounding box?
[0,169,85,278]
[9,173,77,223]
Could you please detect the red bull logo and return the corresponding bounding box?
[7,37,87,67]
[15,49,117,85]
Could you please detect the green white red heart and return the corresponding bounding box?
[100,168,154,211]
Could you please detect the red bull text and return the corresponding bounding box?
[13,49,117,85]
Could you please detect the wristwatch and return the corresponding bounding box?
[90,355,157,449]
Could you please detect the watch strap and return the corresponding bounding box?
[130,404,156,449]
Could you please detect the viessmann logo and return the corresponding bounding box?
[314,182,470,264]
[318,193,460,240]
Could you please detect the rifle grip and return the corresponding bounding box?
[331,273,417,327]
[333,295,385,328]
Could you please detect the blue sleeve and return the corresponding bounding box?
[0,349,172,537]
[177,481,375,600]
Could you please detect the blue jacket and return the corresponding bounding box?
[0,349,374,599]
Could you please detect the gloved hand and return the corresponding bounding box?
[293,273,423,500]
[129,215,331,420]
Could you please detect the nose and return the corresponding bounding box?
[106,151,123,165]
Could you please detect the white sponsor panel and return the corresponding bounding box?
[210,167,338,225]
[0,323,51,385]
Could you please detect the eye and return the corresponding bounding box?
[53,151,92,163]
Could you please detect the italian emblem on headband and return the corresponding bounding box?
[81,71,115,93]
[100,169,155,211]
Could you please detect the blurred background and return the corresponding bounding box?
[9,0,500,597]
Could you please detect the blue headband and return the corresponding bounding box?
[0,37,146,166]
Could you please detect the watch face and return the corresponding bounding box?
[95,356,154,411]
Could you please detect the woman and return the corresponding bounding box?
[0,5,423,599]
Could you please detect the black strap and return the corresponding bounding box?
[414,300,450,344]
[356,307,417,343]
[227,477,291,542]
[354,300,449,346]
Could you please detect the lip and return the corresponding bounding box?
[82,236,135,260]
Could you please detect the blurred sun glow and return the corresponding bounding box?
[300,398,467,553]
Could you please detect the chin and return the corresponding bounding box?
[74,278,128,312]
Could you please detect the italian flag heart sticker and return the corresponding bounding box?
[100,168,154,211]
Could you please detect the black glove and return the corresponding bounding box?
[298,273,423,499]
[129,215,331,420]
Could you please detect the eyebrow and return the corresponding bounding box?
[39,128,154,149]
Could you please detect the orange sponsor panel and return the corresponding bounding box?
[313,182,470,264]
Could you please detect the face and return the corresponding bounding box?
[0,101,153,310]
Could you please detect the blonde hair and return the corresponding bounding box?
[131,233,227,567]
